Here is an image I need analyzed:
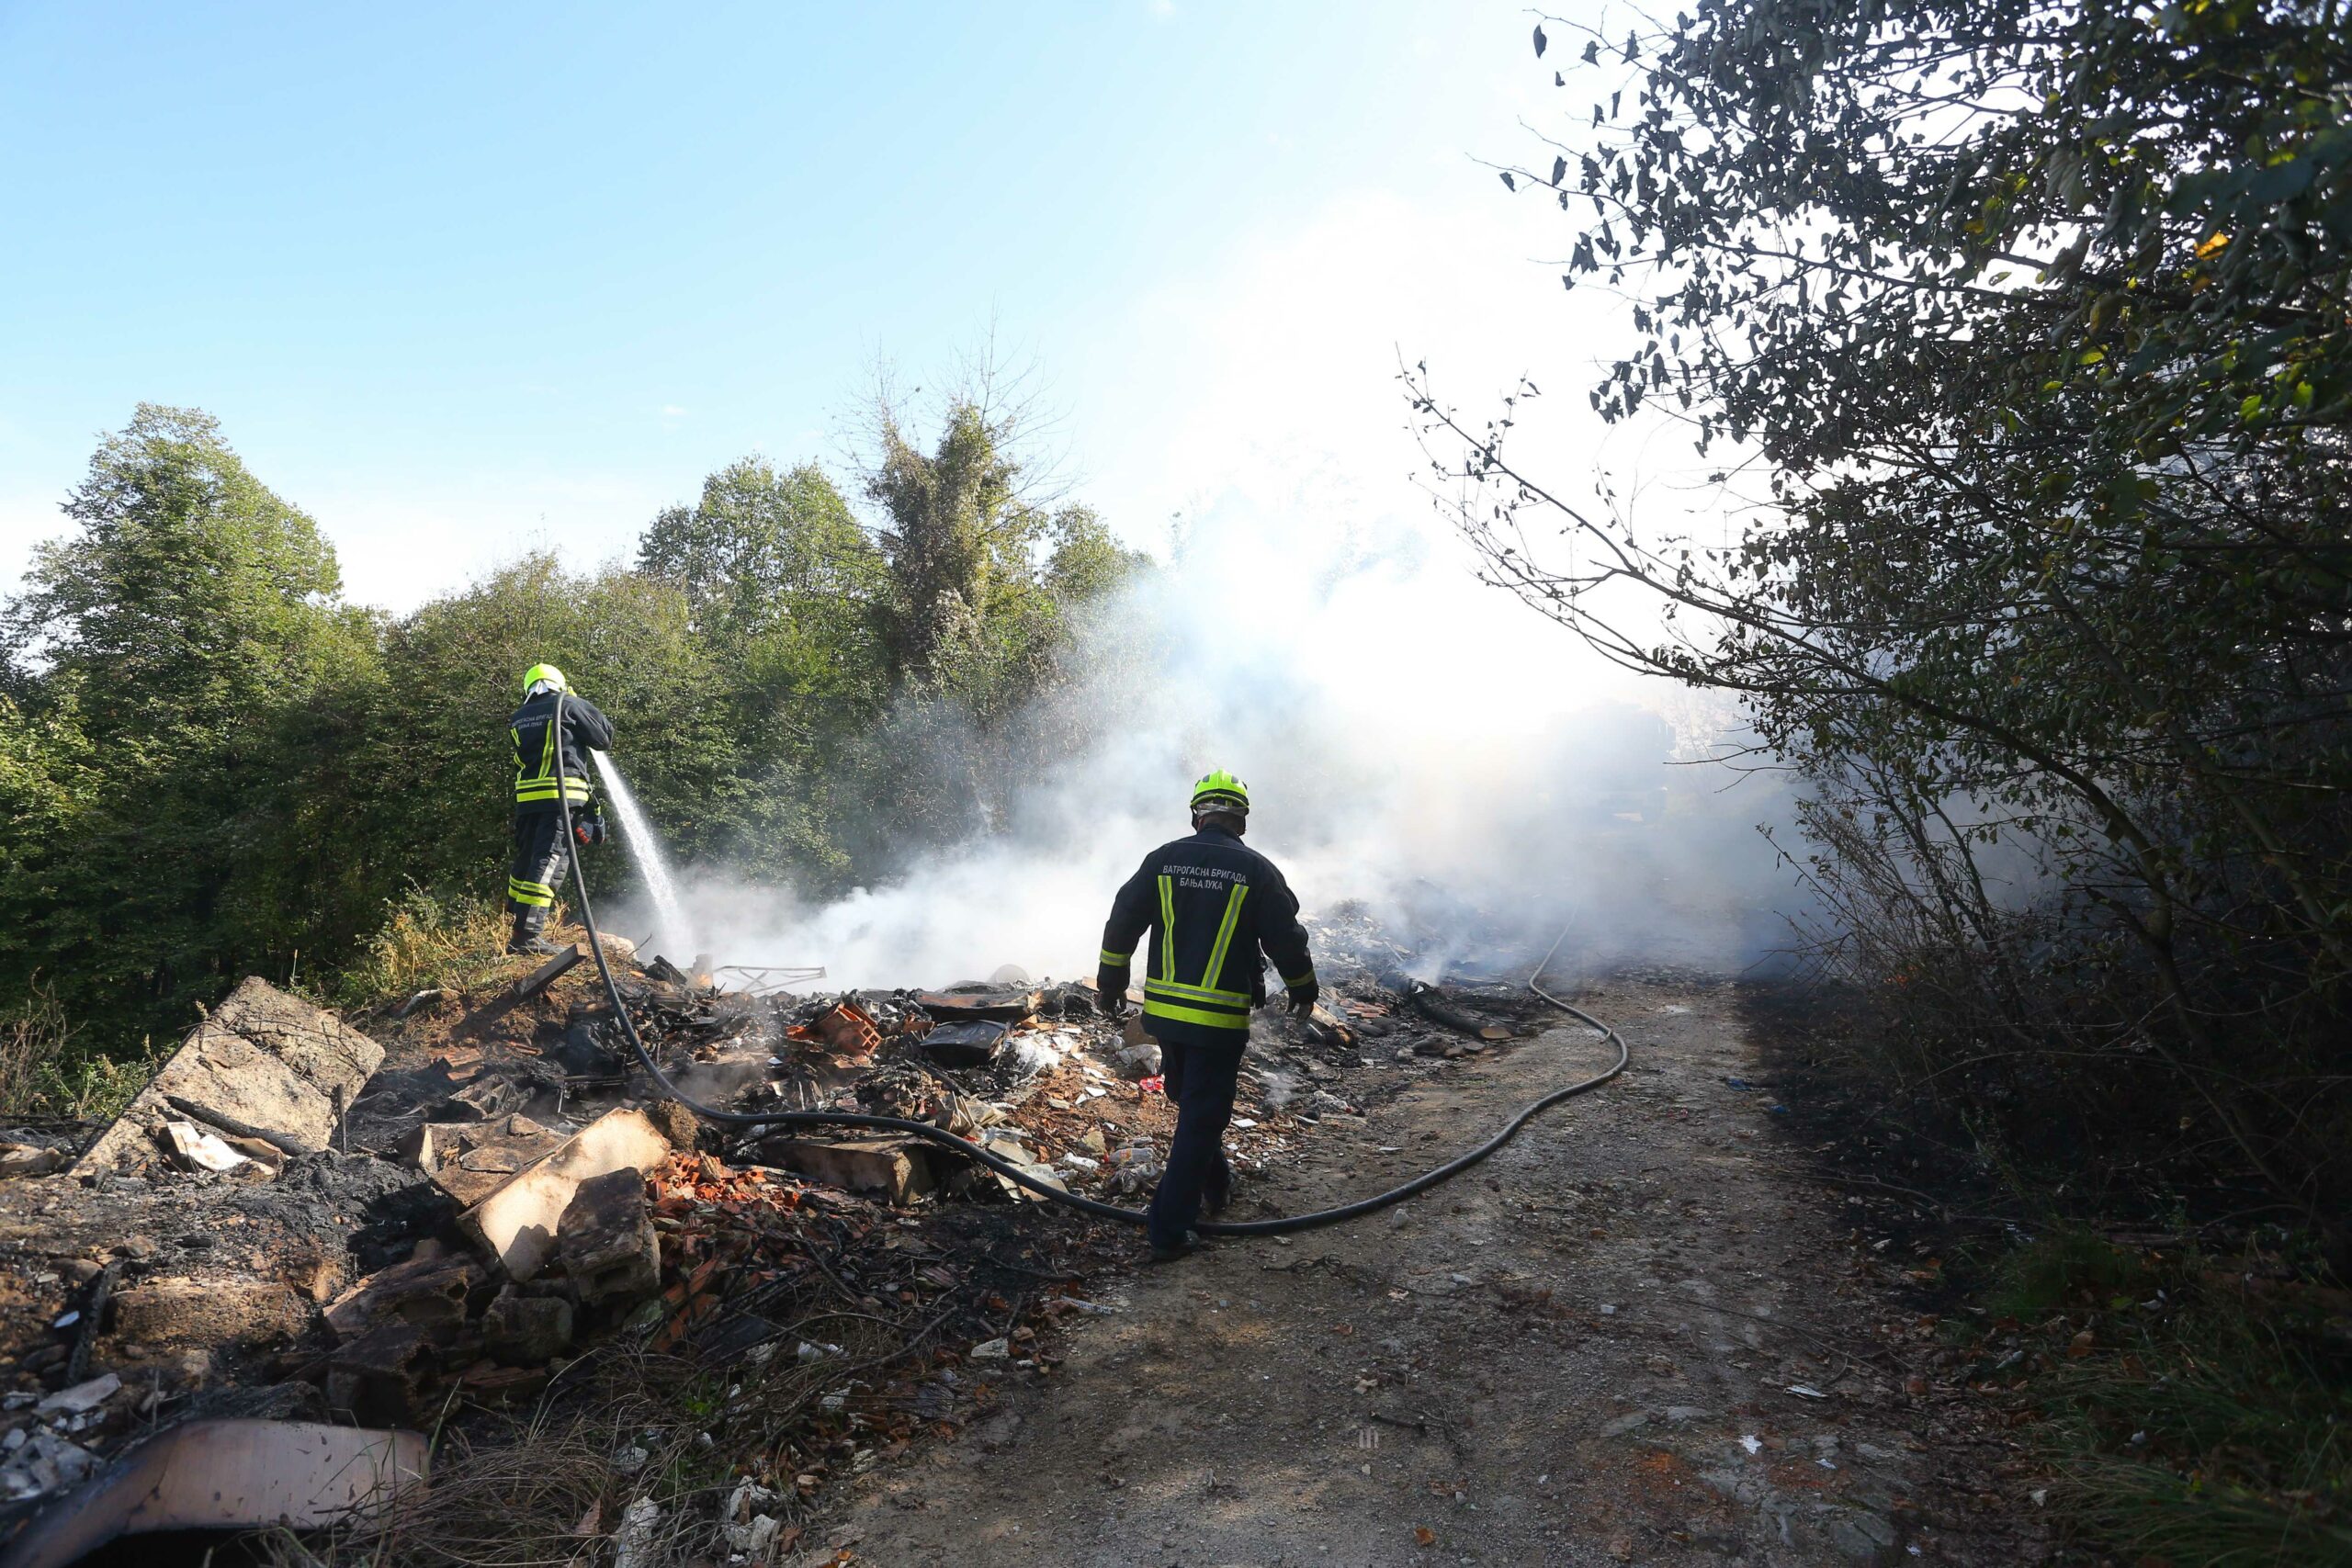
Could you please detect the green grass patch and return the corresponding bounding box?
[0,978,159,1122]
[1994,1231,2352,1566]
[1987,1227,2151,1322]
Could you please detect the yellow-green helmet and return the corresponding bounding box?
[1189,769,1250,815]
[521,662,568,696]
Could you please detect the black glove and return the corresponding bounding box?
[1096,968,1131,1018]
[1287,979,1320,1016]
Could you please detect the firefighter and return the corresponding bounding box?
[504,662,614,955]
[1097,770,1317,1261]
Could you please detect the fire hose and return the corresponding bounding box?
[553,693,1627,1236]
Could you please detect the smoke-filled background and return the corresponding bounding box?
[605,461,1805,991]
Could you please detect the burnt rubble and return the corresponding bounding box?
[0,919,1541,1557]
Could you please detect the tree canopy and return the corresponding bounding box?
[1419,0,2352,1242]
[0,391,1142,1054]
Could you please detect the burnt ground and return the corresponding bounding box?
[801,976,2047,1567]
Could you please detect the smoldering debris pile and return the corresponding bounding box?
[0,922,1546,1562]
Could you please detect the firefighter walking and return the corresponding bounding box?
[504,662,614,954]
[1097,771,1317,1261]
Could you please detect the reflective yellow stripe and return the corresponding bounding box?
[1142,998,1251,1032]
[1203,881,1249,996]
[514,715,574,800]
[1099,949,1132,966]
[1156,874,1176,978]
[1147,977,1251,1007]
[1283,969,1316,988]
[507,878,555,908]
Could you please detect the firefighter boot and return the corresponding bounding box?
[506,904,561,957]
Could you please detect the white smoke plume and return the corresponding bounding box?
[603,463,1804,993]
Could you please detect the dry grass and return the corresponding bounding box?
[301,1228,1023,1567]
[301,1343,817,1568]
[0,977,155,1122]
[334,886,529,1014]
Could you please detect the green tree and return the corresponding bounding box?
[1417,1,2351,1240]
[0,405,377,1043]
[636,457,886,643]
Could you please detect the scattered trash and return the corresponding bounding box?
[1786,1383,1828,1399]
[156,1121,253,1175]
[611,1495,663,1568]
[787,998,883,1059]
[920,1020,1009,1067]
[34,1374,119,1416]
[461,1108,673,1281]
[0,912,1519,1544]
[1740,1435,1764,1455]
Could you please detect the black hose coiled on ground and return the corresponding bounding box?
[555,693,1626,1235]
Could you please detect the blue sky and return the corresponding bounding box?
[0,1,1614,610]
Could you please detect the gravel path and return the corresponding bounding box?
[798,977,2036,1566]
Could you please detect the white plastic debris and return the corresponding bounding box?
[1740,1435,1764,1455]
[158,1121,249,1173]
[796,1340,842,1364]
[1786,1384,1827,1399]
[968,1337,1011,1359]
[0,1430,99,1499]
[36,1373,119,1416]
[611,1496,662,1568]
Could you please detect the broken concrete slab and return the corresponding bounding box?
[459,1108,669,1282]
[405,1115,571,1206]
[0,1419,428,1568]
[323,1323,435,1427]
[107,1278,311,1356]
[484,1292,572,1362]
[645,1099,702,1153]
[752,1136,936,1205]
[72,977,382,1180]
[323,1254,484,1342]
[558,1168,661,1305]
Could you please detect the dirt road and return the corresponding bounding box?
[805,977,2035,1566]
